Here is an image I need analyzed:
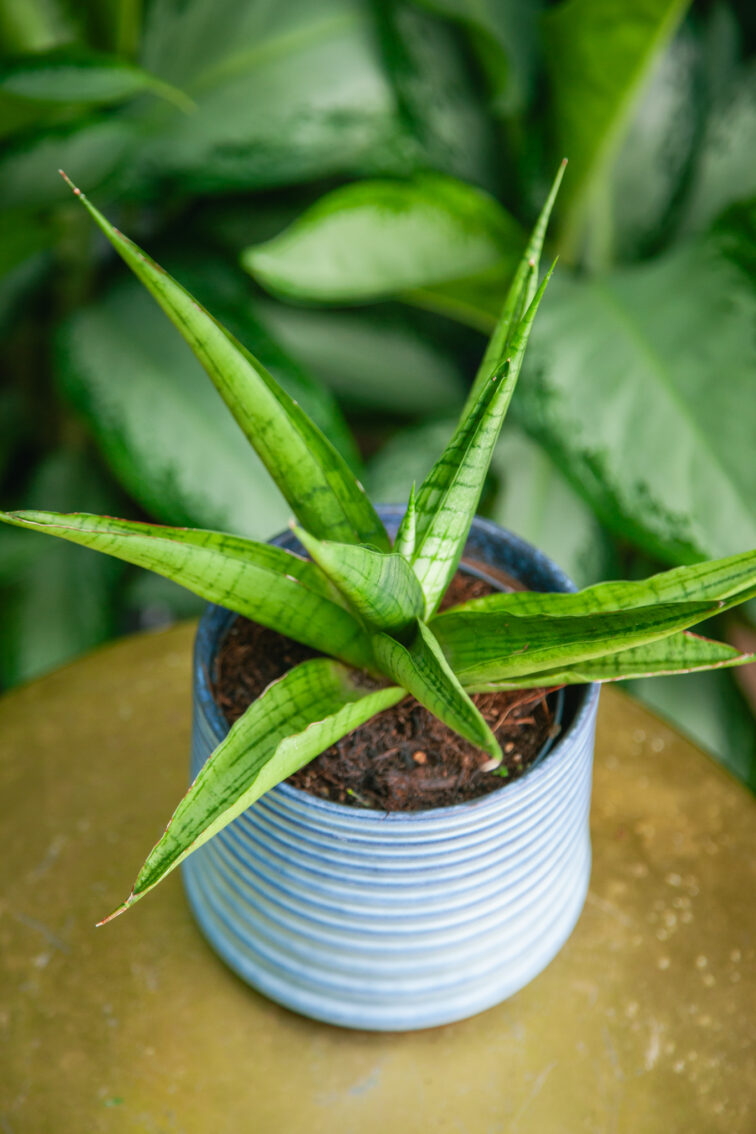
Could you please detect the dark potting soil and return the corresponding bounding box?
[212,570,559,812]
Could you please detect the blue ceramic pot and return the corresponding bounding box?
[183,509,600,1031]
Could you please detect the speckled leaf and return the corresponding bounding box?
[294,526,424,636]
[0,510,373,670]
[63,177,389,551]
[372,620,501,760]
[106,660,404,917]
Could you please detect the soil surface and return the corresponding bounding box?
[213,569,559,811]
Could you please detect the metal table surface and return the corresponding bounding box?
[1,622,753,1133]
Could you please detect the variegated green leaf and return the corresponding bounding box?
[463,160,567,416]
[102,659,404,919]
[432,599,721,686]
[394,483,417,560]
[437,549,756,620]
[411,264,556,616]
[294,525,424,636]
[62,175,390,552]
[0,510,374,670]
[372,621,501,761]
[465,632,754,691]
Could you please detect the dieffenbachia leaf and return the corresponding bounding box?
[243,174,522,303]
[0,510,374,670]
[61,175,390,553]
[0,48,194,111]
[463,160,567,416]
[431,599,722,686]
[436,549,756,619]
[394,483,417,559]
[102,659,404,920]
[465,632,755,691]
[372,621,501,761]
[410,264,556,616]
[293,525,425,637]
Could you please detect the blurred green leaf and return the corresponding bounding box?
[518,233,756,564]
[0,115,137,210]
[544,0,689,260]
[136,0,428,193]
[244,174,522,303]
[376,0,497,187]
[414,0,540,115]
[0,47,193,109]
[680,62,756,237]
[257,301,464,415]
[606,24,700,259]
[0,451,120,688]
[626,669,756,791]
[490,427,613,587]
[56,277,359,538]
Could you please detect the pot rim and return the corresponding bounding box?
[194,509,600,824]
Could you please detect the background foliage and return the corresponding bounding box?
[1,0,754,786]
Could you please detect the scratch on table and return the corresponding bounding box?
[509,1061,557,1131]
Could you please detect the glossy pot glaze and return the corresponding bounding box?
[183,509,600,1030]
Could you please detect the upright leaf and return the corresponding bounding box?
[294,525,425,636]
[394,483,417,559]
[410,266,555,615]
[104,658,405,918]
[62,176,389,551]
[0,511,374,670]
[463,160,566,415]
[57,276,358,537]
[372,620,501,760]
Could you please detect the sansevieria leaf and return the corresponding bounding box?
[463,160,567,416]
[0,510,374,670]
[372,621,501,761]
[294,525,425,636]
[432,600,721,686]
[411,264,556,616]
[436,549,756,620]
[103,659,404,920]
[60,174,390,552]
[466,632,754,691]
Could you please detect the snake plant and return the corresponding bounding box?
[2,164,754,922]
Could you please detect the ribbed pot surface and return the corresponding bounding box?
[183,510,599,1030]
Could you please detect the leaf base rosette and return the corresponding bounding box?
[184,510,599,1030]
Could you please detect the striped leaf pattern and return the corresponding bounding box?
[61,174,390,551]
[432,600,722,686]
[0,510,374,669]
[372,621,501,761]
[437,549,756,620]
[294,526,425,636]
[410,264,556,615]
[103,659,405,919]
[465,632,754,691]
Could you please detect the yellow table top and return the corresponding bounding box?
[1,623,754,1133]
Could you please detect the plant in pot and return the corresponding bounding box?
[3,166,755,1031]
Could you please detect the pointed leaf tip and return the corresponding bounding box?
[95,896,135,927]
